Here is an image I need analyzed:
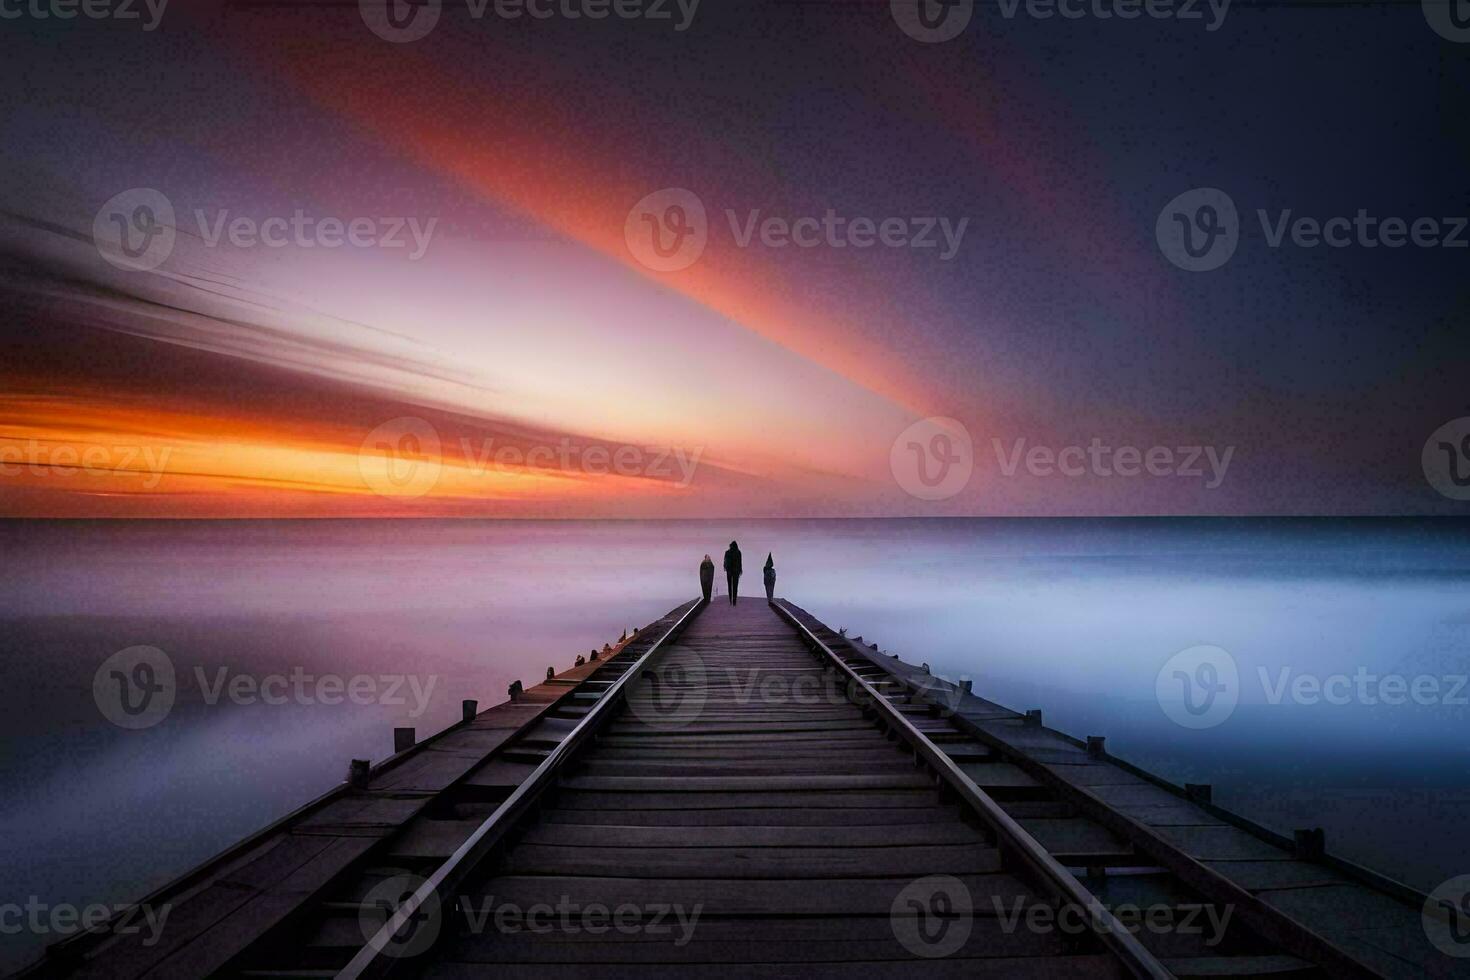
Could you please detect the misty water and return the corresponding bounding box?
[1,517,1467,971]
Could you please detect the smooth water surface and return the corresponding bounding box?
[1,518,1467,971]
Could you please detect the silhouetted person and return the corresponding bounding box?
[723,541,742,605]
[763,553,776,601]
[699,554,715,603]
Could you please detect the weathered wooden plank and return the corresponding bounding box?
[519,821,985,848]
[1200,860,1348,892]
[471,873,1039,916]
[497,842,1004,878]
[1151,825,1293,862]
[1160,954,1319,978]
[541,806,967,827]
[435,922,1084,963]
[1017,818,1130,857]
[560,773,935,792]
[959,762,1045,788]
[422,956,1127,979]
[384,818,485,860]
[553,789,942,810]
[575,758,920,776]
[605,720,878,735]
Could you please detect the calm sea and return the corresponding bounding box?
[1,517,1468,971]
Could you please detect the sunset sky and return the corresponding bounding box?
[2,0,1466,517]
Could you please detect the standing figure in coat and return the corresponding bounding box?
[699,554,715,603]
[763,553,776,601]
[723,541,742,605]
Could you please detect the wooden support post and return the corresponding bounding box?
[1185,783,1212,804]
[347,759,371,788]
[461,699,478,722]
[393,728,415,753]
[959,678,973,694]
[1294,827,1325,860]
[1024,709,1043,727]
[1087,736,1106,759]
[546,666,555,680]
[508,679,523,701]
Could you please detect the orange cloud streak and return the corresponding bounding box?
[0,395,698,517]
[225,31,935,418]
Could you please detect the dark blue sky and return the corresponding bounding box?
[1,0,1467,515]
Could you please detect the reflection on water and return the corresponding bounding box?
[1,517,1467,970]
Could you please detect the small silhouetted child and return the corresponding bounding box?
[699,554,715,602]
[763,553,776,600]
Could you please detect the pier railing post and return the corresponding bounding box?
[1293,827,1325,860]
[393,728,416,753]
[462,699,478,723]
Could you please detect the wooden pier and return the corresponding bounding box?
[18,598,1465,979]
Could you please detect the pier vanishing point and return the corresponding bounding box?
[19,597,1466,979]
